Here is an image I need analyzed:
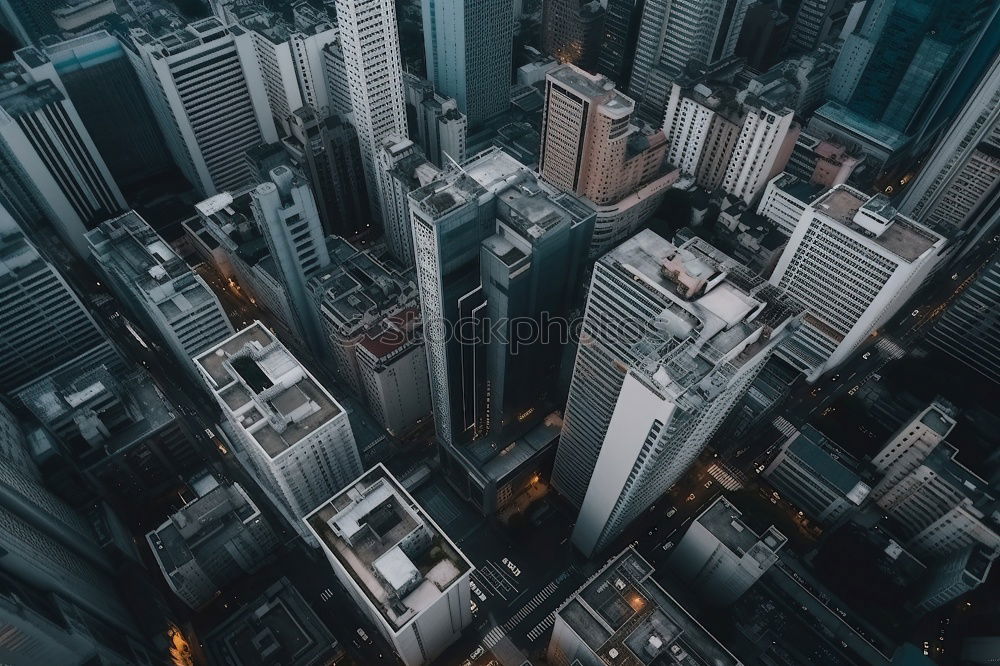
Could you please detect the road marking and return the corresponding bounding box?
[483,626,506,648]
[772,416,797,437]
[526,613,556,641]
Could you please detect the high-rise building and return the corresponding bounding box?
[899,52,1000,241]
[195,322,363,541]
[539,65,677,257]
[770,186,945,381]
[783,132,863,188]
[85,211,235,379]
[547,548,742,666]
[146,473,279,609]
[322,36,353,116]
[668,496,786,605]
[422,0,513,128]
[377,135,441,267]
[926,253,1000,384]
[734,1,790,73]
[0,52,125,255]
[17,361,203,506]
[283,109,371,238]
[0,0,61,46]
[304,464,474,666]
[312,237,431,435]
[558,232,802,555]
[763,425,870,524]
[401,73,467,168]
[720,105,799,203]
[126,18,278,196]
[756,172,824,237]
[595,0,644,89]
[787,0,848,53]
[0,209,116,394]
[335,0,408,220]
[26,32,173,190]
[628,0,753,123]
[871,402,956,480]
[409,149,593,450]
[914,543,996,614]
[239,6,337,135]
[542,0,604,71]
[250,166,330,354]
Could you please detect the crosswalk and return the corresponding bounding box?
[526,613,556,642]
[706,463,742,491]
[504,581,558,630]
[772,415,797,437]
[875,337,906,360]
[483,626,506,649]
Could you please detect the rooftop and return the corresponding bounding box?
[784,426,870,502]
[194,322,344,458]
[557,548,741,666]
[305,465,473,633]
[147,476,262,586]
[811,186,943,262]
[547,64,634,118]
[696,496,786,559]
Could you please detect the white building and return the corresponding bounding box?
[334,0,408,220]
[0,51,125,255]
[239,7,337,135]
[756,172,825,237]
[421,0,513,128]
[562,232,802,556]
[668,496,786,605]
[85,211,234,379]
[195,322,363,541]
[126,18,278,196]
[402,73,467,168]
[721,105,799,204]
[547,547,743,666]
[376,135,441,267]
[147,473,279,609]
[871,402,956,481]
[0,208,117,394]
[770,185,946,381]
[304,465,473,666]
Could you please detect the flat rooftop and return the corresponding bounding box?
[696,496,786,558]
[547,64,634,117]
[195,322,344,458]
[557,548,741,666]
[305,465,472,633]
[811,186,942,261]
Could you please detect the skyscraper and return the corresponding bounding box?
[542,0,605,71]
[127,18,278,196]
[770,186,945,381]
[195,322,363,542]
[27,32,173,190]
[539,65,677,257]
[595,0,644,88]
[0,50,126,255]
[401,73,468,168]
[720,105,799,203]
[558,232,801,554]
[787,0,848,53]
[283,109,371,238]
[628,0,753,123]
[422,0,513,128]
[305,465,474,666]
[0,0,61,46]
[409,149,593,450]
[251,165,330,355]
[335,0,408,219]
[0,208,117,394]
[926,253,1000,384]
[376,135,441,267]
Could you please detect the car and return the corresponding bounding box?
[470,601,479,613]
[686,493,697,501]
[831,374,840,382]
[911,309,921,316]
[357,628,369,642]
[951,273,959,280]
[665,507,677,518]
[662,541,675,551]
[756,464,766,473]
